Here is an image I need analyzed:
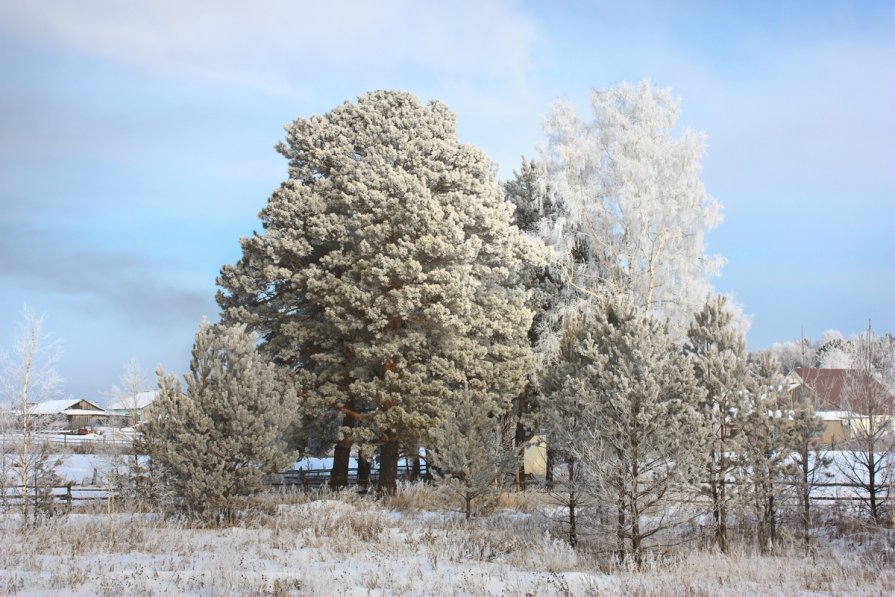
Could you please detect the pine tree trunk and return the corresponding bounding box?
[768,493,776,552]
[331,437,352,490]
[545,447,554,490]
[617,492,626,562]
[718,479,729,554]
[357,451,371,492]
[378,434,399,495]
[801,449,811,551]
[868,449,880,523]
[410,456,421,482]
[330,413,356,490]
[514,390,529,492]
[567,458,577,548]
[631,517,642,568]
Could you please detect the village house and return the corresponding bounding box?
[785,367,895,447]
[28,398,107,430]
[106,390,158,426]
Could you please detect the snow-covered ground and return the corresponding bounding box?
[1,452,892,594]
[55,453,118,486]
[0,486,893,596]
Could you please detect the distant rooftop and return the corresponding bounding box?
[28,399,105,415]
[107,390,158,411]
[792,367,894,415]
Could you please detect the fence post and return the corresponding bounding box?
[66,482,73,510]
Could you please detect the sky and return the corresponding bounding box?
[0,0,892,402]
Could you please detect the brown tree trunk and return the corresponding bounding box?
[617,491,627,562]
[357,450,372,492]
[545,447,555,490]
[410,455,421,482]
[567,458,577,548]
[378,434,400,495]
[331,437,352,490]
[718,479,729,554]
[514,389,530,492]
[330,412,356,490]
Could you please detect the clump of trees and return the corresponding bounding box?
[95,82,891,552]
[543,298,704,562]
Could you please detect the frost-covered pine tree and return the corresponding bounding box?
[686,295,752,553]
[545,299,704,562]
[538,80,723,338]
[218,91,538,494]
[430,388,517,520]
[147,322,294,522]
[741,351,792,553]
[539,310,595,548]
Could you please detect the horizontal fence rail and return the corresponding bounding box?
[1,432,131,449]
[270,462,428,488]
[1,484,112,508]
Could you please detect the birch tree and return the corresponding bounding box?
[147,322,295,522]
[538,80,723,338]
[0,306,64,525]
[218,91,538,494]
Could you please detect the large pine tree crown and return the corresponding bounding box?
[216,90,540,451]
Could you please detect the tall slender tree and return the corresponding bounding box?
[504,158,564,489]
[218,91,539,493]
[686,295,752,553]
[0,306,64,525]
[741,351,792,553]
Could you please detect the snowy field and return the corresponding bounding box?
[0,452,893,595]
[0,481,894,595]
[1,487,894,596]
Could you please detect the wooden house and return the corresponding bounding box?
[28,399,107,429]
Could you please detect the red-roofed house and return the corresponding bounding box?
[785,367,895,446]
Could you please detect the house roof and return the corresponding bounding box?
[107,390,157,411]
[29,399,106,415]
[815,410,855,421]
[792,367,894,415]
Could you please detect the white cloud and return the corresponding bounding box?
[0,0,539,93]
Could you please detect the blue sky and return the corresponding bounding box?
[1,1,892,401]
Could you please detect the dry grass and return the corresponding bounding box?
[1,486,894,596]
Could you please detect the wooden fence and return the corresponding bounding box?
[2,484,112,509]
[1,468,884,509]
[271,462,427,489]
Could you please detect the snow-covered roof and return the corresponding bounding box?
[107,390,157,411]
[816,410,854,421]
[29,399,105,415]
